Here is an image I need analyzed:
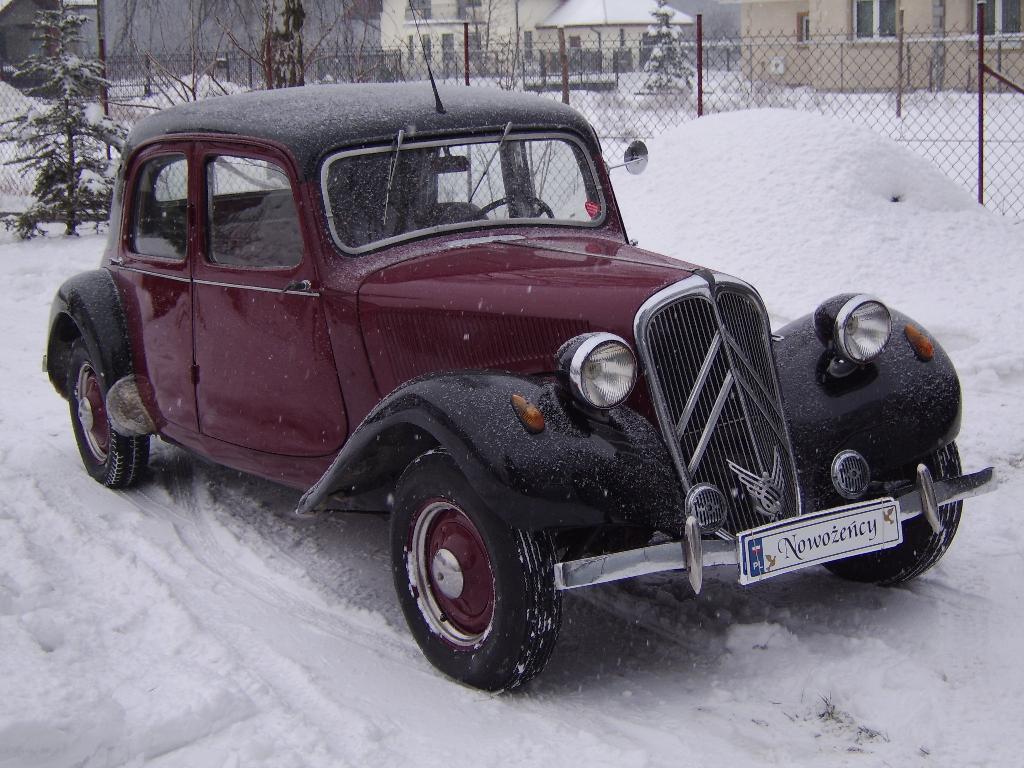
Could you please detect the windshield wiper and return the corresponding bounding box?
[382,128,406,228]
[468,122,513,204]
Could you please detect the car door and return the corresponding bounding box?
[191,142,347,457]
[114,144,198,433]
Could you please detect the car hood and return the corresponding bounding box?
[357,234,696,397]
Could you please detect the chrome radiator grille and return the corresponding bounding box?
[636,275,800,535]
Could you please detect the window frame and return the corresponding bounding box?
[193,143,308,278]
[406,0,431,20]
[126,150,191,263]
[797,11,810,42]
[319,131,608,256]
[976,0,1022,34]
[202,153,305,271]
[853,0,896,38]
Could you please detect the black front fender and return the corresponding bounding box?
[297,372,684,532]
[775,308,961,510]
[46,269,132,399]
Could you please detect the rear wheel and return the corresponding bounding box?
[68,339,149,488]
[825,442,962,585]
[390,450,561,691]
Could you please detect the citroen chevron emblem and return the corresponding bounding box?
[728,449,784,519]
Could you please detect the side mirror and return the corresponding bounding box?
[623,140,649,175]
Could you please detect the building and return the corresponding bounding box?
[379,0,556,78]
[380,0,695,83]
[731,0,1022,90]
[533,0,693,84]
[0,0,97,68]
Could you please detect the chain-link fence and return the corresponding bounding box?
[1,24,1022,216]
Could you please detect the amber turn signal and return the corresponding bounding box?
[904,323,934,361]
[510,394,545,434]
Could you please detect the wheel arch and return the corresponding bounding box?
[774,306,961,511]
[47,269,133,400]
[297,371,685,534]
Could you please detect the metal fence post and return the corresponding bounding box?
[978,0,985,205]
[897,10,904,117]
[95,0,109,116]
[697,14,704,117]
[558,27,570,104]
[464,22,470,86]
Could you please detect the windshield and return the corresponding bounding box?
[321,133,606,253]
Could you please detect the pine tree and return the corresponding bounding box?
[642,0,694,94]
[2,1,124,238]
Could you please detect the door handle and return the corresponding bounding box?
[281,279,313,294]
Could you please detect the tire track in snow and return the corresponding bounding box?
[26,438,442,764]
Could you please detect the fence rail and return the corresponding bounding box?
[0,23,1021,217]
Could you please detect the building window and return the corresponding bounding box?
[406,0,431,20]
[407,35,415,62]
[854,0,896,37]
[523,30,534,62]
[979,0,1022,33]
[457,0,481,19]
[421,34,432,61]
[797,12,810,41]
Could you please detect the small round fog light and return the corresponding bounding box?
[686,483,728,533]
[831,450,870,499]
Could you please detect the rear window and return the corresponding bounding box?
[321,133,605,253]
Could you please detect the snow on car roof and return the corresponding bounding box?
[126,84,600,181]
[539,0,694,28]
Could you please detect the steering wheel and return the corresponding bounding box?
[478,196,555,219]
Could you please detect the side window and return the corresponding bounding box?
[132,154,188,261]
[206,155,303,269]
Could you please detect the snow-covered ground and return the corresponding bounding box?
[2,109,1022,767]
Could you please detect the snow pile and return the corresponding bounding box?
[0,110,1022,767]
[618,109,1024,395]
[0,81,34,122]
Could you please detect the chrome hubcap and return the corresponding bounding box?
[78,397,94,432]
[430,548,465,600]
[76,363,109,463]
[409,501,495,648]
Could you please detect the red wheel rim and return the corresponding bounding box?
[410,500,495,647]
[76,363,110,462]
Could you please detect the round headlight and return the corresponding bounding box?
[834,296,892,364]
[559,333,637,409]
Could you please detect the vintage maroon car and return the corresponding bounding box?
[46,84,993,690]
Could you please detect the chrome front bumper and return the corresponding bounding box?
[553,466,995,593]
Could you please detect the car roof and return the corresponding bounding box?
[126,83,602,181]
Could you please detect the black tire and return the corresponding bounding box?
[824,442,963,586]
[68,339,149,488]
[390,449,561,691]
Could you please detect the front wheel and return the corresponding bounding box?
[390,450,561,691]
[825,442,963,585]
[68,339,149,488]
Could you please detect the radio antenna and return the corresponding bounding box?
[408,4,446,114]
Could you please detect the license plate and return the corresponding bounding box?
[737,498,902,585]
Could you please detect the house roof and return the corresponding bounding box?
[539,0,694,28]
[126,84,600,182]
